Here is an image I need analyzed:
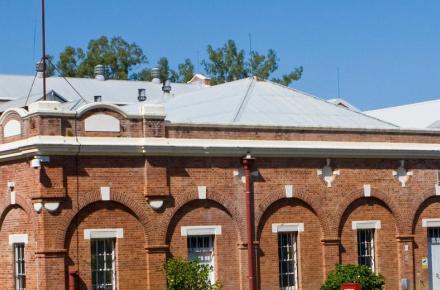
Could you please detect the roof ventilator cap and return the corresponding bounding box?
[138,88,147,102]
[151,67,161,84]
[162,80,171,93]
[94,65,105,81]
[36,61,45,78]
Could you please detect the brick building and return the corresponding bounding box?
[0,72,439,290]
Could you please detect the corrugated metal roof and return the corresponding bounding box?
[0,74,398,130]
[0,74,204,105]
[165,77,397,129]
[365,99,440,129]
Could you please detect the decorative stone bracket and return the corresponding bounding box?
[317,158,340,187]
[32,199,62,213]
[392,160,413,187]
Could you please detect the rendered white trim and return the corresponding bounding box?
[84,228,124,239]
[272,223,304,233]
[84,114,120,132]
[100,186,111,201]
[422,218,440,228]
[5,136,440,161]
[3,120,21,137]
[77,102,128,117]
[197,186,207,199]
[9,234,28,245]
[181,225,222,236]
[352,220,381,230]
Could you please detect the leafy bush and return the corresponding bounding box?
[321,264,385,290]
[164,257,222,290]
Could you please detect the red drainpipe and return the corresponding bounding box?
[69,269,77,290]
[242,153,256,290]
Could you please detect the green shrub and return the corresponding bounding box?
[321,264,385,290]
[164,257,222,290]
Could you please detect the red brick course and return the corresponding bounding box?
[0,108,438,289]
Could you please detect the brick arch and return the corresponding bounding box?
[0,194,33,226]
[159,191,245,244]
[410,189,440,233]
[56,190,151,249]
[334,187,404,235]
[255,190,329,236]
[408,192,440,234]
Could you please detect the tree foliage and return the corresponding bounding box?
[164,257,222,290]
[321,264,385,290]
[56,36,147,79]
[202,39,302,86]
[53,36,301,85]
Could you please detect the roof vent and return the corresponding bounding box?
[36,61,44,78]
[94,96,102,102]
[162,80,172,93]
[138,89,147,102]
[94,65,105,81]
[151,67,161,84]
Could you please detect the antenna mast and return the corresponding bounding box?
[42,0,47,101]
[337,67,341,98]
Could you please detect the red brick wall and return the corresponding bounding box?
[0,206,35,289]
[258,199,323,290]
[65,202,148,290]
[413,197,440,290]
[167,200,241,290]
[340,199,399,290]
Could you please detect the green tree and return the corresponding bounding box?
[133,57,193,83]
[178,58,195,83]
[202,39,303,86]
[321,264,385,290]
[56,36,147,79]
[164,257,221,290]
[56,47,85,77]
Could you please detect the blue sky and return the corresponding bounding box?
[1,0,439,110]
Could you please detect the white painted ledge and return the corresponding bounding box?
[9,234,28,245]
[272,223,304,233]
[422,218,440,228]
[181,225,222,236]
[352,220,381,230]
[84,228,124,239]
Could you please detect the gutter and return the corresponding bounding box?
[3,136,440,161]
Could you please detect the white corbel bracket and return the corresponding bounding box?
[32,200,61,213]
[392,160,413,187]
[317,158,340,187]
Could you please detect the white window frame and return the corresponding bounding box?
[180,225,222,236]
[352,221,379,272]
[91,238,116,290]
[278,231,299,290]
[187,235,216,283]
[181,226,221,285]
[13,242,26,290]
[84,228,124,240]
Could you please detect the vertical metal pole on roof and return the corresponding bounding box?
[242,154,256,290]
[42,0,47,101]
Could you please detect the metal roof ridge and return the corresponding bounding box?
[232,77,256,122]
[263,78,399,128]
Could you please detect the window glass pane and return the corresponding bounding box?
[14,243,26,290]
[187,235,215,283]
[91,238,116,290]
[278,232,298,289]
[357,229,375,271]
